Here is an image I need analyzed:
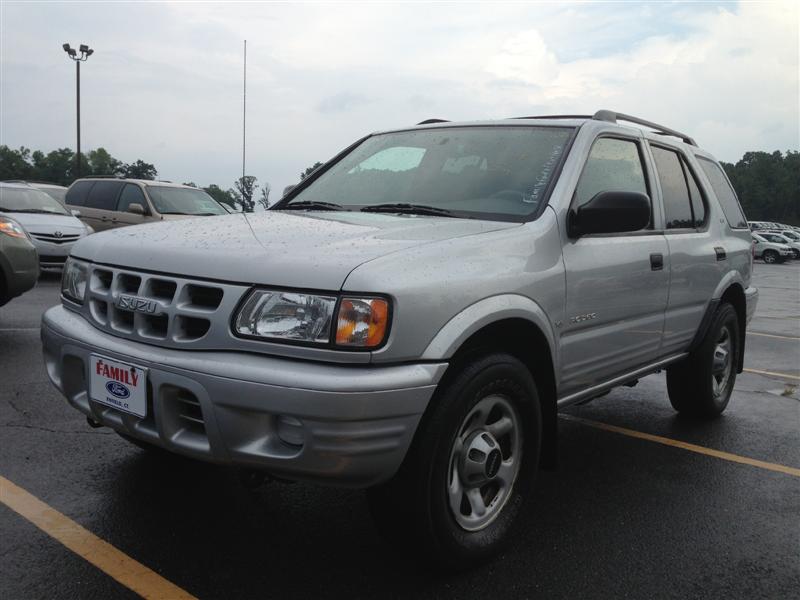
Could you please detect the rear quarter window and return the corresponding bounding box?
[65,181,94,206]
[696,157,748,229]
[85,181,124,210]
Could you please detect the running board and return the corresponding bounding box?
[557,353,688,408]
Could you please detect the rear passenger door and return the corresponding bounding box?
[114,184,151,228]
[82,181,124,231]
[649,144,722,355]
[560,136,670,395]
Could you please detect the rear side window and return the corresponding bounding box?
[574,138,648,209]
[697,157,748,229]
[65,181,94,206]
[85,181,123,210]
[651,146,707,229]
[117,184,148,213]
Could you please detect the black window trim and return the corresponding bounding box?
[648,141,710,235]
[695,155,749,230]
[568,133,655,237]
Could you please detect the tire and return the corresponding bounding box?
[762,250,778,264]
[367,353,541,570]
[666,303,740,418]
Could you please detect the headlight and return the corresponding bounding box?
[234,290,391,348]
[61,258,88,304]
[234,290,337,343]
[335,297,390,348]
[0,216,29,239]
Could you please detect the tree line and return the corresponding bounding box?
[1,145,796,223]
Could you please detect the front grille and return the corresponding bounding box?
[40,255,68,264]
[80,264,247,349]
[31,232,81,245]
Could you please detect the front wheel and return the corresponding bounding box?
[762,250,779,264]
[367,353,541,570]
[666,303,740,418]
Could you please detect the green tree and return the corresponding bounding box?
[121,160,157,180]
[300,161,323,180]
[0,146,33,180]
[258,182,271,210]
[31,148,78,185]
[234,175,258,213]
[88,148,123,177]
[722,150,799,225]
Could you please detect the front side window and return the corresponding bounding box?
[574,137,648,210]
[117,184,148,213]
[146,186,227,216]
[697,157,748,229]
[0,187,70,215]
[283,126,574,221]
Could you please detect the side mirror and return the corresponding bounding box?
[568,191,651,238]
[70,209,82,218]
[282,185,296,197]
[127,203,146,215]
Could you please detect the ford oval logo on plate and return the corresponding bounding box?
[106,381,130,399]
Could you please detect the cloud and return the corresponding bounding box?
[0,1,796,195]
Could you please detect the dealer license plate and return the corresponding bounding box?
[89,354,147,417]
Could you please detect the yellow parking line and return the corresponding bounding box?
[0,476,196,600]
[560,415,800,478]
[743,368,800,381]
[749,331,800,341]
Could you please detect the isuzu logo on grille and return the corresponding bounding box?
[116,295,158,314]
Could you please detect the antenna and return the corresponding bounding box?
[242,39,247,184]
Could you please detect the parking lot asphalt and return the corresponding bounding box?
[1,263,798,599]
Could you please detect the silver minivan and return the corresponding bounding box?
[64,178,228,232]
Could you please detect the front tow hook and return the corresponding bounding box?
[86,416,104,429]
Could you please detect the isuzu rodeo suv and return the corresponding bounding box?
[42,110,757,568]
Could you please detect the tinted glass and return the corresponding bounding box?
[286,126,574,220]
[85,181,123,210]
[574,138,647,209]
[65,180,94,206]
[0,187,70,215]
[652,146,693,229]
[685,163,706,227]
[146,186,227,215]
[117,184,148,213]
[697,157,748,228]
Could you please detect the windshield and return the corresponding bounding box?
[281,126,574,221]
[37,186,67,203]
[0,186,70,215]
[146,186,228,215]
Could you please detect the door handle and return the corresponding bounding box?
[100,216,108,221]
[714,247,727,261]
[650,253,664,271]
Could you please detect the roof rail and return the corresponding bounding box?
[592,110,697,146]
[417,118,450,125]
[512,115,594,120]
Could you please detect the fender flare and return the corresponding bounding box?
[420,294,558,368]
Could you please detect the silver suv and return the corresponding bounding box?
[42,111,758,568]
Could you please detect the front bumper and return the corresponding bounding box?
[42,305,446,487]
[31,239,76,268]
[744,286,758,324]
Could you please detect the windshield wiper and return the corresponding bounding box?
[2,208,57,214]
[360,203,455,217]
[281,200,345,211]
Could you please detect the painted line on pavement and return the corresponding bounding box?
[0,475,196,600]
[749,331,800,341]
[743,368,800,381]
[560,415,800,478]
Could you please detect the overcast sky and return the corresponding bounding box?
[1,1,797,199]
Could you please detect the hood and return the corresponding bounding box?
[71,210,518,289]
[2,211,87,234]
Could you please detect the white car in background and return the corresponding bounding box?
[751,232,794,264]
[0,182,93,270]
[763,230,800,259]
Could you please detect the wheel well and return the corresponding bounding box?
[441,318,558,469]
[720,283,746,373]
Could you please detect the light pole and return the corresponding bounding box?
[62,43,94,178]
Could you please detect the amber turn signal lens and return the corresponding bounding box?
[335,298,389,347]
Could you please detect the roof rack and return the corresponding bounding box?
[511,110,697,146]
[417,118,450,125]
[592,110,697,146]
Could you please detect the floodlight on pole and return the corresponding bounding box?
[62,42,94,178]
